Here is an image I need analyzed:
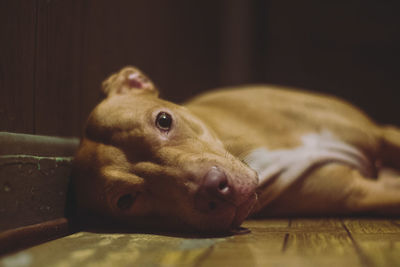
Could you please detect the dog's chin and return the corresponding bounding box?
[191,193,258,234]
[230,193,258,230]
[77,194,257,235]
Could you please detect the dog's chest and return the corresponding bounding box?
[243,131,373,204]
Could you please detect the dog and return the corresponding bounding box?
[72,66,400,233]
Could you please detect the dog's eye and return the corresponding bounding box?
[156,112,172,131]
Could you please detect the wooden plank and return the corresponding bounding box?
[135,1,222,103]
[78,0,158,134]
[290,218,346,232]
[79,0,223,135]
[243,218,290,230]
[7,218,400,266]
[219,0,257,85]
[263,0,400,126]
[201,219,290,266]
[343,219,400,267]
[284,232,362,266]
[0,231,228,267]
[282,218,363,267]
[201,232,288,266]
[0,0,36,133]
[344,218,400,234]
[0,219,288,266]
[34,0,83,136]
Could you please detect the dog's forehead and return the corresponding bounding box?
[94,93,174,121]
[86,93,188,140]
[100,95,210,137]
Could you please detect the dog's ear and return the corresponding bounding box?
[102,66,158,97]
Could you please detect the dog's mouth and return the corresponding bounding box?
[230,192,258,232]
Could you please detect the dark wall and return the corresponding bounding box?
[263,1,400,127]
[1,0,399,137]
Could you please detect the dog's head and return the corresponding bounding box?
[73,66,258,233]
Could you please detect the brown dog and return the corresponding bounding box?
[72,66,400,233]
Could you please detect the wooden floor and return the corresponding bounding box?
[2,218,400,267]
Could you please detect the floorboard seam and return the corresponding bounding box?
[281,219,292,252]
[341,219,375,267]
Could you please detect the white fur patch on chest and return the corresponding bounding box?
[243,131,372,204]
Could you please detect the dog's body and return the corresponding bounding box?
[73,67,400,233]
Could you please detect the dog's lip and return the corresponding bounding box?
[230,193,258,230]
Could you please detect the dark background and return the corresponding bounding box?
[1,0,399,137]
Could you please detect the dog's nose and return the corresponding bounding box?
[194,167,233,213]
[203,166,231,197]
